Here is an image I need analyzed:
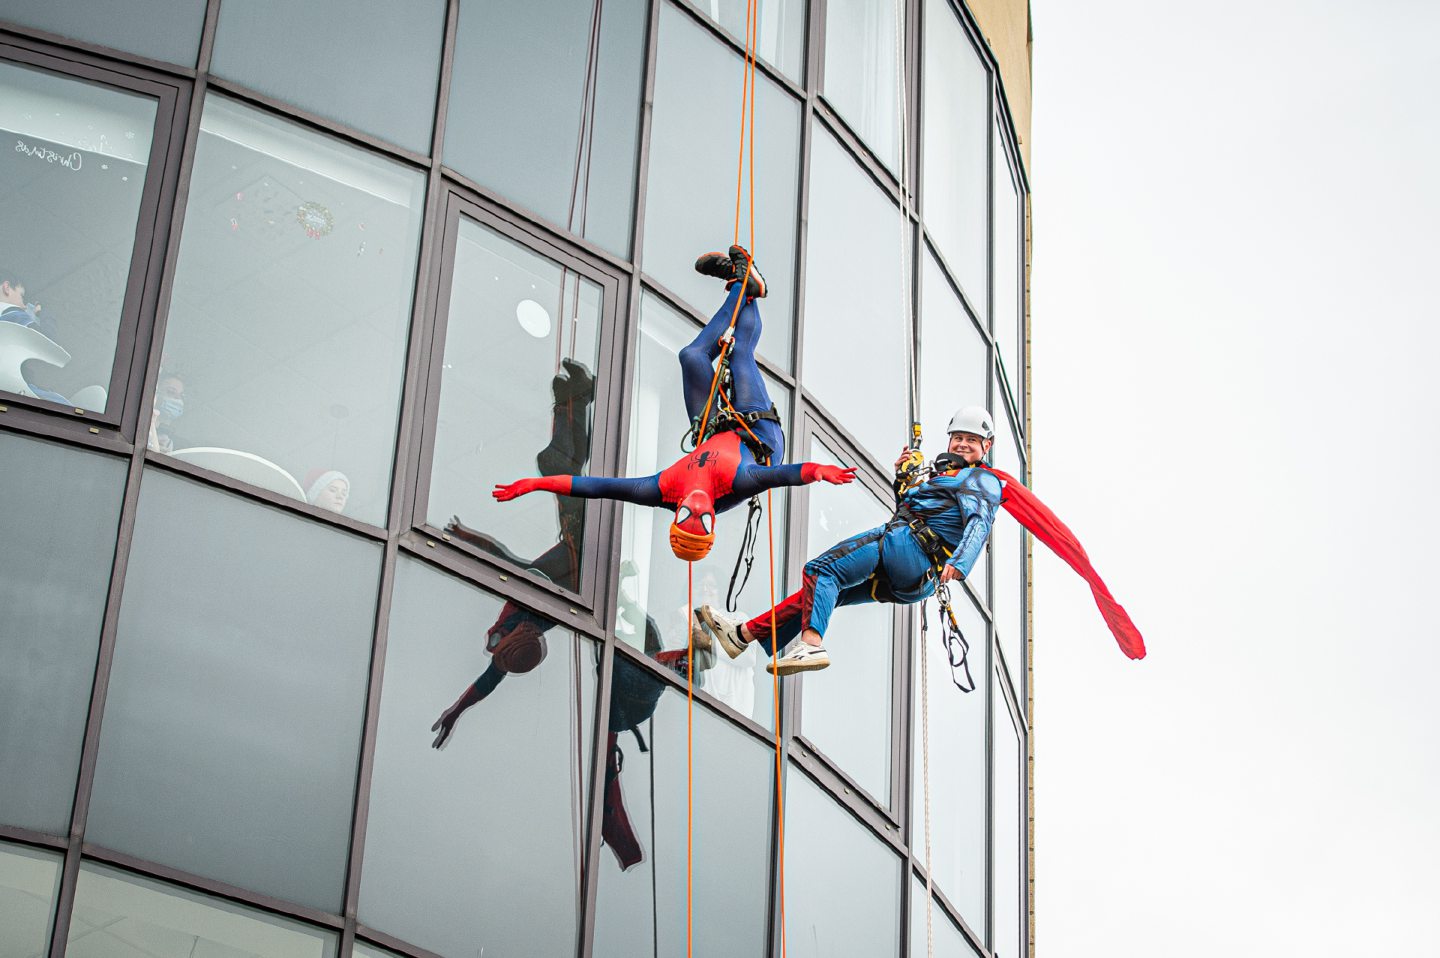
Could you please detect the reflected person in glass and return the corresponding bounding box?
[493,246,856,563]
[430,593,707,871]
[696,408,1002,676]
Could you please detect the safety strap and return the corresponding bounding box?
[934,582,976,693]
[709,403,780,461]
[726,495,763,612]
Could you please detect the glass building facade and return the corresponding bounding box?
[0,0,1030,955]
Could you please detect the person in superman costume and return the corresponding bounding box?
[696,406,1146,675]
[492,245,858,561]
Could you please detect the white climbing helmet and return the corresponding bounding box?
[946,406,995,440]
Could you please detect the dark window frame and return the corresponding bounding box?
[0,36,188,433]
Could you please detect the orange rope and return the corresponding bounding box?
[686,559,694,957]
[688,4,783,956]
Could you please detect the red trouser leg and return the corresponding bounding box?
[743,572,815,648]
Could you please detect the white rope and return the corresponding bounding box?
[891,3,932,954]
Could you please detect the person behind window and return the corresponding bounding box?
[1,271,70,403]
[147,369,187,454]
[0,273,58,341]
[302,469,351,515]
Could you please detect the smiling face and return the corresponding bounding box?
[948,431,993,465]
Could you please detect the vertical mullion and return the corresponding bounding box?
[44,2,223,952]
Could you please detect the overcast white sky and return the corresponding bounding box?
[1030,1,1440,953]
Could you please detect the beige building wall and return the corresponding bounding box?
[965,0,1033,173]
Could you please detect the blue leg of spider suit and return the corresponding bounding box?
[744,525,936,652]
[677,282,784,462]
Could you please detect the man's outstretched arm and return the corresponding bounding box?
[493,472,665,507]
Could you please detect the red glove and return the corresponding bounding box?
[802,463,858,485]
[492,476,572,501]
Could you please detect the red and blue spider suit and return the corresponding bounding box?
[493,247,856,560]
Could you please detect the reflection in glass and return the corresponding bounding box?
[910,596,987,934]
[694,0,806,82]
[592,680,772,958]
[445,0,646,256]
[87,470,379,912]
[618,292,789,728]
[0,841,61,958]
[921,251,989,600]
[993,131,1024,418]
[69,862,336,958]
[0,433,124,835]
[0,62,157,411]
[211,0,445,155]
[909,877,982,958]
[360,558,594,958]
[798,437,893,804]
[822,0,898,168]
[645,4,801,365]
[802,129,907,463]
[427,219,603,592]
[154,95,424,525]
[993,684,1023,958]
[784,768,901,956]
[921,0,988,317]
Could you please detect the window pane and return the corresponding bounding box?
[784,768,901,956]
[211,0,445,154]
[644,3,800,367]
[87,470,379,912]
[798,436,892,804]
[154,96,424,526]
[802,129,907,464]
[0,0,205,66]
[992,684,1023,958]
[444,0,646,257]
[0,841,61,958]
[0,433,124,835]
[694,0,806,82]
[359,558,594,958]
[822,0,898,168]
[592,681,772,958]
[909,596,986,935]
[0,61,157,412]
[617,291,789,728]
[990,412,1023,687]
[992,131,1023,418]
[69,862,336,958]
[909,877,982,958]
[920,250,988,601]
[427,219,604,594]
[921,0,988,317]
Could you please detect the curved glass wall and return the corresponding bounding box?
[0,2,1030,955]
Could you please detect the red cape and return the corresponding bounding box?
[982,465,1146,660]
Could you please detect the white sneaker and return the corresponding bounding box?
[694,605,750,659]
[766,641,830,676]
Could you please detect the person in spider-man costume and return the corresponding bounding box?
[492,246,857,562]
